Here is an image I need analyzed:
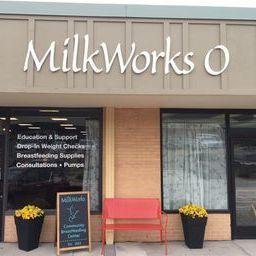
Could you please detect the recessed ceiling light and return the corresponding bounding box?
[64,127,76,130]
[60,124,73,127]
[0,117,17,121]
[28,127,40,130]
[51,118,68,121]
[18,123,33,126]
[39,109,60,113]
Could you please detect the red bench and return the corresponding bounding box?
[101,198,168,256]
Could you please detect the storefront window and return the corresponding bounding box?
[7,111,102,212]
[162,113,228,211]
[230,114,256,128]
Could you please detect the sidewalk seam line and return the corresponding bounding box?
[233,241,253,256]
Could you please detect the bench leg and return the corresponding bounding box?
[164,228,168,256]
[101,229,105,256]
[160,229,167,256]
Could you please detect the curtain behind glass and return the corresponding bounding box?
[162,114,228,210]
[82,120,100,212]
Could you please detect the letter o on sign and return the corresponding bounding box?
[204,45,230,75]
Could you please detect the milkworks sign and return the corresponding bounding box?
[23,34,230,76]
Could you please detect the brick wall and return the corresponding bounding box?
[115,108,161,198]
[4,213,231,242]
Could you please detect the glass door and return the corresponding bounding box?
[232,138,256,238]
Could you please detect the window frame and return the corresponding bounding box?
[1,107,103,216]
[160,108,232,214]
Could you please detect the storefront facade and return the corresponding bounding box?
[0,1,256,243]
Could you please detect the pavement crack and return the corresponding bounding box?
[233,241,253,256]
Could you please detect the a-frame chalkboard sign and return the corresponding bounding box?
[56,191,91,255]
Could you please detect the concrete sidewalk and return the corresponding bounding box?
[0,240,255,256]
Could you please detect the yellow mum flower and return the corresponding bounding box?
[179,204,208,218]
[15,205,44,220]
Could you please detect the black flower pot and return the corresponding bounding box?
[181,214,207,249]
[14,216,44,251]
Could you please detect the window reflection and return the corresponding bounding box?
[230,114,256,128]
[234,141,256,226]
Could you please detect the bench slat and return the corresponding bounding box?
[104,198,160,219]
[105,223,163,231]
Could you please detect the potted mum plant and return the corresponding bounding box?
[179,204,208,249]
[14,205,44,251]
